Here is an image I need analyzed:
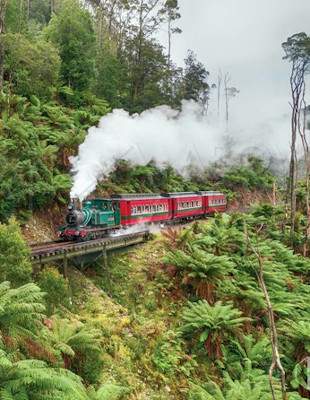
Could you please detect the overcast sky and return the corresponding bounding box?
[162,0,310,157]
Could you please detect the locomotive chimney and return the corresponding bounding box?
[71,198,79,210]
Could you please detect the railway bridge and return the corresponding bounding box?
[29,230,150,299]
[30,230,150,266]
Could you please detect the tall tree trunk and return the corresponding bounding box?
[244,219,288,400]
[217,70,222,127]
[0,0,6,93]
[224,73,230,133]
[0,0,5,93]
[297,79,310,256]
[288,59,306,248]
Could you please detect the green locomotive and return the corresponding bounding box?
[58,199,121,241]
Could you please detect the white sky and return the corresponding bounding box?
[162,0,310,157]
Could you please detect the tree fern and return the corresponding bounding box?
[0,338,89,400]
[48,315,102,374]
[180,300,251,360]
[92,381,130,400]
[0,282,45,340]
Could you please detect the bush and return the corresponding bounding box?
[37,267,69,315]
[0,217,32,286]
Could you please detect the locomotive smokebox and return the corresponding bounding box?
[66,198,85,226]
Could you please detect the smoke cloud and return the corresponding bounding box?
[69,100,290,200]
[70,101,220,199]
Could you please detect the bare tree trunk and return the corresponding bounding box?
[297,82,310,256]
[0,0,5,93]
[27,0,30,21]
[217,69,222,127]
[288,59,306,248]
[224,73,230,133]
[243,219,288,400]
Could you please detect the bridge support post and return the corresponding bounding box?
[63,254,73,305]
[103,248,113,298]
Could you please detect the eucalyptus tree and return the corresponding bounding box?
[2,33,60,99]
[44,0,96,91]
[183,50,210,113]
[120,0,170,112]
[282,32,310,250]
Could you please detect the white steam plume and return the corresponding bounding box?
[70,101,221,200]
[70,100,290,201]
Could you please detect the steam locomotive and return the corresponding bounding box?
[58,191,227,241]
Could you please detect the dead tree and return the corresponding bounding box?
[224,73,239,133]
[217,69,222,126]
[243,218,288,400]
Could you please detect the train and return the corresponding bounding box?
[58,191,227,241]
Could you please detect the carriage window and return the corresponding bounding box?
[145,205,150,213]
[137,205,142,214]
[152,205,157,213]
[158,204,163,212]
[131,206,137,215]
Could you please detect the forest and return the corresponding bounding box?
[0,0,310,399]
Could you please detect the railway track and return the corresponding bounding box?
[29,239,71,249]
[29,230,151,264]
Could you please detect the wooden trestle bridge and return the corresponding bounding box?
[30,230,150,266]
[29,230,151,300]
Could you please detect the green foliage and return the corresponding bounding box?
[222,335,273,377]
[102,159,199,195]
[2,33,60,99]
[0,350,90,399]
[183,50,209,107]
[180,300,250,360]
[90,381,131,400]
[151,330,197,377]
[48,315,103,381]
[221,156,274,191]
[44,0,96,91]
[37,267,70,315]
[0,118,56,219]
[0,280,46,359]
[0,218,32,286]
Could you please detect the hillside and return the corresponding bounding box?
[13,209,310,399]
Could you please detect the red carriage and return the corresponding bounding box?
[111,193,172,226]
